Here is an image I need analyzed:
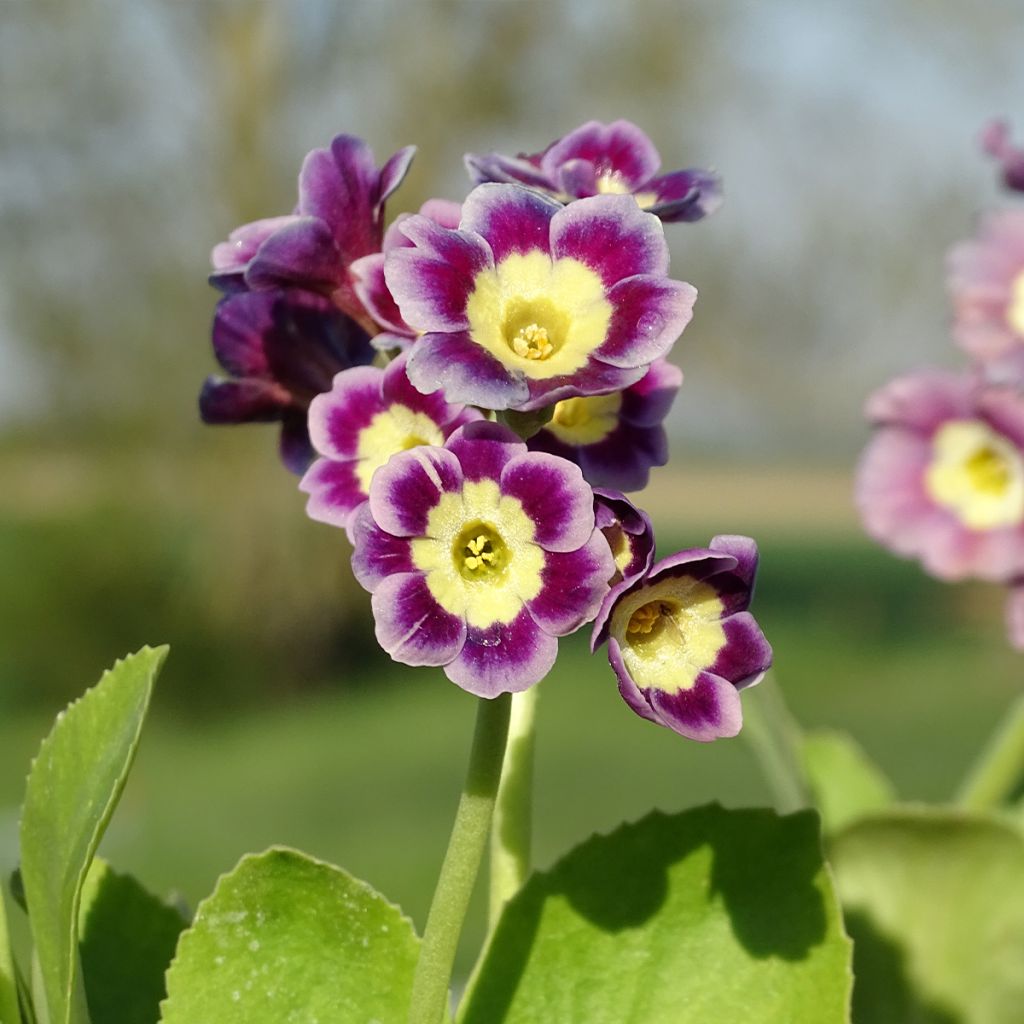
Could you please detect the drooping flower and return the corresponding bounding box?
[947,208,1024,367]
[529,358,683,491]
[385,183,696,412]
[592,535,771,742]
[300,351,481,536]
[982,120,1024,194]
[856,369,1024,582]
[350,421,614,696]
[465,119,722,224]
[200,287,375,473]
[593,488,655,587]
[349,199,462,349]
[210,134,415,326]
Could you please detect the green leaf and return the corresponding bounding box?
[802,730,895,834]
[830,808,1024,1023]
[0,880,21,1024]
[76,859,186,1024]
[19,646,167,1024]
[459,804,852,1024]
[159,848,422,1024]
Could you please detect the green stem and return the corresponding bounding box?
[408,693,512,1024]
[740,675,809,814]
[488,686,539,929]
[956,693,1024,811]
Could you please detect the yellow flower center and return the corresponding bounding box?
[354,405,446,493]
[1008,270,1024,337]
[546,393,623,446]
[924,419,1024,530]
[464,251,612,381]
[610,578,727,694]
[410,479,545,628]
[455,522,507,579]
[627,600,667,635]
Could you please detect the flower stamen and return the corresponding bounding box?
[511,323,554,361]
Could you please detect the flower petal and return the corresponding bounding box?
[372,572,467,667]
[645,168,723,223]
[647,672,744,742]
[526,530,614,635]
[500,452,596,552]
[444,609,557,697]
[300,456,366,534]
[550,194,669,287]
[406,332,529,410]
[459,183,561,264]
[199,377,290,423]
[306,366,385,460]
[709,612,773,688]
[245,217,343,292]
[540,120,662,191]
[369,445,464,537]
[350,503,417,589]
[386,218,493,333]
[445,421,526,482]
[596,276,696,368]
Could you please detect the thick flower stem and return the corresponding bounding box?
[488,686,539,929]
[408,693,512,1024]
[956,693,1024,811]
[740,676,809,814]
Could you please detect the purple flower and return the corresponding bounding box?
[300,351,481,536]
[529,358,683,491]
[593,489,655,587]
[350,421,615,696]
[385,183,696,412]
[982,120,1024,194]
[465,119,722,224]
[592,535,771,742]
[349,199,462,348]
[200,288,375,473]
[947,209,1024,367]
[856,369,1024,582]
[210,134,415,326]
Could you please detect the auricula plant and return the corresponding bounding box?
[13,118,1024,1024]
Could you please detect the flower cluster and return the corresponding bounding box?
[857,120,1024,648]
[200,120,771,739]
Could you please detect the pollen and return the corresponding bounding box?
[463,534,499,571]
[453,521,509,581]
[511,323,554,360]
[627,601,668,635]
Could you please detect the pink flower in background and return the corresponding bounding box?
[947,209,1024,368]
[857,369,1024,583]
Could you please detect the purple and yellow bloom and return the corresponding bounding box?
[592,535,771,742]
[210,134,415,326]
[529,358,683,491]
[982,120,1024,194]
[350,421,615,696]
[465,119,722,224]
[386,183,696,412]
[593,488,655,587]
[200,287,375,473]
[300,352,481,536]
[349,199,462,348]
[947,208,1024,366]
[857,369,1024,582]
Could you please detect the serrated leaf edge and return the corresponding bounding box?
[19,645,167,1024]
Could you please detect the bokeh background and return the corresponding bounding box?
[2,0,1023,970]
